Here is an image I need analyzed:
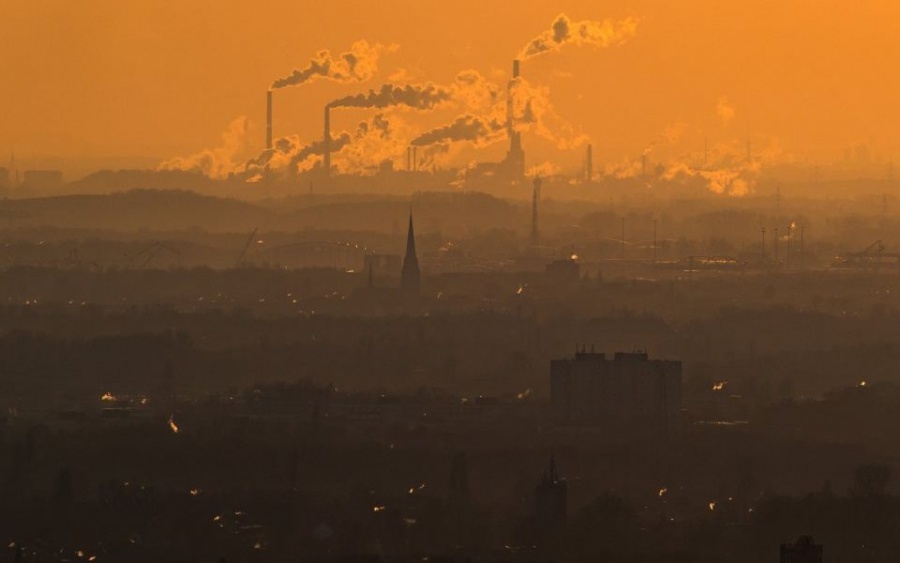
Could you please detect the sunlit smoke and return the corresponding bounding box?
[512,78,589,150]
[413,74,587,153]
[658,138,784,196]
[519,13,639,60]
[157,117,250,179]
[271,40,396,89]
[410,115,505,147]
[244,132,352,178]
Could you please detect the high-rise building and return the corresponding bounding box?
[401,211,420,294]
[550,351,681,435]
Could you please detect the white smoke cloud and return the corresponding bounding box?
[271,40,397,89]
[157,117,250,179]
[511,77,589,150]
[520,13,639,60]
[660,139,778,197]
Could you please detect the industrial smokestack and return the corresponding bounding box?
[266,90,273,151]
[505,60,525,178]
[407,147,412,171]
[323,105,331,177]
[586,144,593,182]
[413,147,417,171]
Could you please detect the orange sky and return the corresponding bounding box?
[2,0,899,178]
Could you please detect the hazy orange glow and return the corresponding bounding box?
[3,0,900,180]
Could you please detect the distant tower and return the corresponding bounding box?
[535,456,567,529]
[531,176,541,249]
[401,211,420,294]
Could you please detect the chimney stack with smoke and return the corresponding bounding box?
[504,60,525,179]
[323,105,331,178]
[266,91,273,151]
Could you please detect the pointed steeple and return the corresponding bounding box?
[401,209,420,294]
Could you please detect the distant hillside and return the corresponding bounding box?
[2,189,273,232]
[64,169,218,195]
[280,191,527,237]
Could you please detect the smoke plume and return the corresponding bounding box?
[410,73,586,152]
[328,82,452,110]
[271,40,395,89]
[520,13,639,60]
[157,117,250,179]
[410,115,505,147]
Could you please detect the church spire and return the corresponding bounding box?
[401,209,420,294]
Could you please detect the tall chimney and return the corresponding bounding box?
[586,144,593,182]
[413,147,417,171]
[266,90,273,150]
[506,60,525,178]
[407,147,412,171]
[323,105,331,177]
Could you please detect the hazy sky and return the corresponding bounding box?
[2,0,899,177]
